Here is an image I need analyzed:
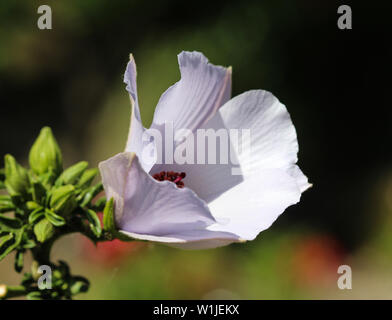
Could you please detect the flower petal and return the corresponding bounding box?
[218,90,311,187]
[204,90,311,240]
[123,55,156,172]
[99,152,240,249]
[150,51,232,144]
[207,168,304,240]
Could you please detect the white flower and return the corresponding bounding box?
[99,51,311,249]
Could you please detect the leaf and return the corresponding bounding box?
[0,233,14,252]
[0,195,15,213]
[44,209,66,227]
[26,291,43,300]
[70,276,90,295]
[22,239,36,249]
[91,197,106,212]
[55,161,89,186]
[80,183,103,207]
[83,209,102,238]
[0,227,25,261]
[14,250,24,273]
[77,168,98,189]
[0,214,22,230]
[34,218,55,243]
[28,208,45,224]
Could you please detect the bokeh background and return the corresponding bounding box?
[1,0,391,299]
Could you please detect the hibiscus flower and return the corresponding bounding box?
[99,51,311,249]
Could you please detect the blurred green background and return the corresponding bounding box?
[1,0,392,299]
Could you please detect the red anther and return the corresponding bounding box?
[152,171,187,188]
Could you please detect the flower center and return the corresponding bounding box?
[152,171,186,188]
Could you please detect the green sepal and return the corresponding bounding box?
[44,208,66,227]
[55,161,89,187]
[34,218,55,243]
[102,198,133,242]
[29,127,63,177]
[103,198,115,233]
[83,208,102,238]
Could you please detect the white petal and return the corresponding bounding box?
[150,51,232,144]
[218,90,311,188]
[207,168,304,240]
[204,90,311,240]
[123,55,156,172]
[99,152,241,249]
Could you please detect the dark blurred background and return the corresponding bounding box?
[1,0,391,299]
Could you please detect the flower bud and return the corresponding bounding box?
[29,127,63,176]
[4,154,30,197]
[55,161,88,186]
[50,185,77,216]
[33,218,55,243]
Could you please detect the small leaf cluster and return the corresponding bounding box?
[0,127,105,299]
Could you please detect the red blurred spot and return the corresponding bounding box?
[82,213,145,267]
[291,235,346,288]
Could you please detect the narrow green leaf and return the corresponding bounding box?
[44,208,66,227]
[77,168,98,189]
[26,291,42,300]
[91,197,106,212]
[14,250,24,273]
[0,195,15,213]
[81,183,103,207]
[84,209,102,238]
[55,161,89,186]
[103,198,115,233]
[0,227,25,261]
[28,208,44,224]
[0,214,22,230]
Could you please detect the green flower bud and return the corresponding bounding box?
[55,161,88,186]
[29,127,63,177]
[50,185,77,216]
[77,168,98,189]
[33,218,55,243]
[4,154,30,197]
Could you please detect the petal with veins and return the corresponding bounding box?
[123,55,156,172]
[99,152,240,249]
[151,51,232,145]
